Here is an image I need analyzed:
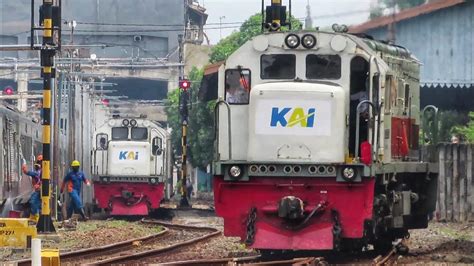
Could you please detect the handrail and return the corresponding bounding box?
[151,128,167,177]
[213,98,232,161]
[376,102,384,162]
[355,100,378,161]
[421,105,439,145]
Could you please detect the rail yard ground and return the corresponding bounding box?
[1,211,473,264]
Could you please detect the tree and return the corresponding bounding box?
[452,112,474,142]
[167,13,303,169]
[369,0,427,19]
[210,13,302,63]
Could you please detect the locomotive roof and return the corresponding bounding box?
[0,104,40,125]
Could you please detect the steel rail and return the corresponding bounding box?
[160,256,327,265]
[373,239,408,266]
[89,220,221,265]
[15,227,170,266]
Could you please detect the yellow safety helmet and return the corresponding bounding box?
[71,160,81,167]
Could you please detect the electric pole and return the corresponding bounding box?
[388,0,396,44]
[219,16,225,40]
[305,0,313,30]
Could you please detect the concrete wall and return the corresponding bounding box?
[184,43,211,75]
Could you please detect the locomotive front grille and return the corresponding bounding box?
[219,163,367,182]
[94,176,164,184]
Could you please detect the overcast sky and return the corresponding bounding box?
[198,0,374,44]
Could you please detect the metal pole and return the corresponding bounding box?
[52,71,62,220]
[219,16,225,40]
[37,0,56,233]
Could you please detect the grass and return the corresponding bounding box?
[437,226,471,241]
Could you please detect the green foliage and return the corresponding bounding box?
[383,0,426,10]
[438,110,469,142]
[369,0,426,19]
[209,13,302,63]
[165,67,215,170]
[209,32,242,64]
[452,112,474,143]
[165,87,181,156]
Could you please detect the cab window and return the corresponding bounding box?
[112,127,128,140]
[131,127,148,140]
[96,133,108,150]
[306,55,341,80]
[261,54,296,79]
[152,137,163,155]
[225,69,251,104]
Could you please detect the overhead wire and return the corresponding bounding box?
[68,8,370,28]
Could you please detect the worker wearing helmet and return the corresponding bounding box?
[60,160,91,220]
[21,160,42,222]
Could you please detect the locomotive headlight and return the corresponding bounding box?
[130,119,138,127]
[302,34,317,49]
[229,165,243,179]
[122,119,130,127]
[342,167,356,181]
[150,178,157,184]
[285,34,300,49]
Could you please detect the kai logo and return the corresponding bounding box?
[270,107,316,128]
[119,151,139,160]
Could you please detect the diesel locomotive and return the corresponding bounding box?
[212,0,437,252]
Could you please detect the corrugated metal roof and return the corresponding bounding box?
[204,61,224,75]
[422,82,474,89]
[350,0,466,33]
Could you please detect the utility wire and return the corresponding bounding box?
[68,22,298,33]
[68,9,370,29]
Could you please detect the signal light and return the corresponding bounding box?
[179,79,191,90]
[3,86,14,95]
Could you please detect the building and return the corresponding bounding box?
[0,1,209,204]
[350,0,474,110]
[0,0,208,100]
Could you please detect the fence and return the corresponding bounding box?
[436,144,474,222]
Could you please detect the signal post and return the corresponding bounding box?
[35,0,61,233]
[179,79,191,207]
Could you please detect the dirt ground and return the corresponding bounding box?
[165,214,474,264]
[397,221,474,265]
[0,213,472,264]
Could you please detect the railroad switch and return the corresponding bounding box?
[0,218,37,248]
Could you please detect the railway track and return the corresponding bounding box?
[86,219,220,265]
[160,256,327,265]
[373,239,409,266]
[14,219,220,265]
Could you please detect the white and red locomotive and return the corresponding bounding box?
[92,116,171,216]
[212,1,437,252]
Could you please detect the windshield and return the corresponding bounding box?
[131,127,148,140]
[112,127,128,140]
[306,55,341,80]
[261,54,296,79]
